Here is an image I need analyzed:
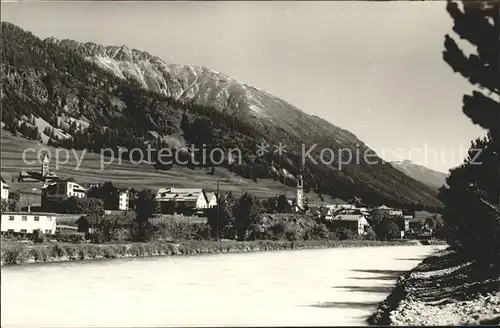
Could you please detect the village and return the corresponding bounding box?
[0,155,443,241]
[3,2,499,326]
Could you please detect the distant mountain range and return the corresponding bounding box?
[0,22,443,210]
[390,160,448,192]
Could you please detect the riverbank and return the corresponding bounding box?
[368,248,500,325]
[0,238,447,266]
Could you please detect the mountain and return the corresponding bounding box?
[0,22,443,211]
[391,160,448,191]
[44,37,368,146]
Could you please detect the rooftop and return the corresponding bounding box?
[156,187,205,202]
[330,213,368,222]
[1,211,59,216]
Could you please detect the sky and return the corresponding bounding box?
[1,1,486,173]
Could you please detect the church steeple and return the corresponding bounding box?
[296,173,304,211]
[41,154,50,178]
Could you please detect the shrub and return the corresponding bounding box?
[285,228,301,241]
[260,229,275,240]
[129,244,140,257]
[364,229,378,241]
[29,248,42,262]
[306,223,330,240]
[270,222,286,240]
[31,229,46,244]
[91,229,107,244]
[153,221,209,241]
[328,231,339,240]
[55,233,85,244]
[375,220,401,241]
[206,201,236,240]
[85,245,99,259]
[30,247,49,262]
[65,245,79,259]
[51,244,66,258]
[110,228,131,243]
[1,199,8,212]
[102,246,117,259]
[130,219,154,242]
[336,227,357,240]
[3,245,29,264]
[143,243,154,256]
[78,248,87,260]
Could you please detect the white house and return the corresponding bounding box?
[318,207,370,235]
[155,187,209,214]
[330,212,370,236]
[1,179,11,201]
[42,179,86,202]
[118,190,129,211]
[41,179,86,211]
[322,198,356,212]
[1,212,57,235]
[324,204,356,212]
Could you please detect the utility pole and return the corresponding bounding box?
[495,127,500,207]
[216,180,220,241]
[496,1,500,207]
[22,187,37,213]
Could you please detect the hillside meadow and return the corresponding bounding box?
[1,132,332,203]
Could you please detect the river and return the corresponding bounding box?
[1,245,444,327]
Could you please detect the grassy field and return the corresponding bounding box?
[1,131,336,204]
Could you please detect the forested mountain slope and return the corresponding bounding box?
[0,22,442,210]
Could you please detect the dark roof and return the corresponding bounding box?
[408,217,427,224]
[414,211,434,218]
[1,211,58,216]
[19,171,42,179]
[58,177,75,182]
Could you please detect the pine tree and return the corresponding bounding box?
[439,134,500,259]
[443,0,500,204]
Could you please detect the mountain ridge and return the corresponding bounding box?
[0,21,443,211]
[390,160,449,191]
[46,36,369,147]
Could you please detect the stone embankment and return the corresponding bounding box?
[1,239,446,266]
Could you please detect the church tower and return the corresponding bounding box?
[41,154,50,178]
[296,174,304,211]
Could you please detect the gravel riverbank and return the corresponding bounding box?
[369,248,500,325]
